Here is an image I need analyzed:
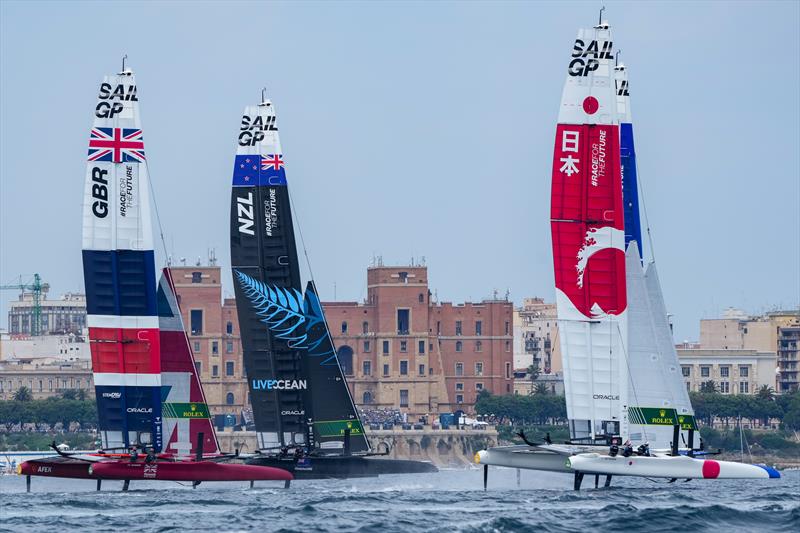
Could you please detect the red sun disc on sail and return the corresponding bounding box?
[583,96,599,114]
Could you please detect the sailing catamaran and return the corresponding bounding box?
[474,16,780,489]
[229,93,437,478]
[18,64,292,490]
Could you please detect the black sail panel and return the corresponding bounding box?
[229,102,308,449]
[303,282,370,453]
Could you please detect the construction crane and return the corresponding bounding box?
[1,274,48,336]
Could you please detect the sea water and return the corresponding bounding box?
[1,467,797,532]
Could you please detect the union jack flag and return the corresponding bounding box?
[261,154,284,171]
[88,128,146,163]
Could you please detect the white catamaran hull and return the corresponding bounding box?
[475,446,571,473]
[567,453,780,479]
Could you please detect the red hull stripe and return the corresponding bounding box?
[89,327,160,374]
[89,460,293,481]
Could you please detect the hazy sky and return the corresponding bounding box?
[1,0,798,342]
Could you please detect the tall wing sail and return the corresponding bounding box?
[303,282,369,453]
[614,62,643,258]
[229,99,308,449]
[551,23,629,443]
[82,71,163,451]
[158,268,219,456]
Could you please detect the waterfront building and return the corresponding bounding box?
[677,349,778,394]
[7,292,87,336]
[0,359,92,400]
[0,331,89,363]
[169,266,250,422]
[513,370,565,396]
[512,297,561,375]
[323,265,514,418]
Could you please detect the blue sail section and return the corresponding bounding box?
[620,123,643,260]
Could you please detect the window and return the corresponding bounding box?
[720,381,730,394]
[475,340,482,352]
[397,309,410,335]
[363,340,371,352]
[505,362,511,379]
[505,321,510,335]
[338,346,354,375]
[419,293,424,303]
[682,366,691,377]
[686,382,691,392]
[475,382,484,391]
[191,271,202,283]
[436,321,441,334]
[400,389,409,407]
[362,391,372,404]
[48,379,53,391]
[701,366,710,378]
[456,382,464,391]
[455,362,464,376]
[226,392,235,405]
[505,340,510,352]
[419,364,425,376]
[419,340,425,354]
[212,341,219,355]
[383,364,390,377]
[362,321,369,334]
[193,341,201,352]
[456,341,463,352]
[212,365,219,377]
[226,361,234,376]
[400,341,407,352]
[720,366,730,378]
[456,394,464,404]
[455,321,462,336]
[190,310,203,335]
[739,381,749,394]
[475,362,484,376]
[400,360,408,375]
[341,321,348,334]
[226,321,233,335]
[195,361,202,374]
[38,380,42,392]
[739,366,749,377]
[226,340,234,353]
[363,361,371,376]
[383,340,390,354]
[475,321,482,336]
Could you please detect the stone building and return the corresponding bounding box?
[7,292,87,336]
[169,267,250,421]
[677,349,777,394]
[513,297,561,374]
[0,360,93,400]
[323,265,514,418]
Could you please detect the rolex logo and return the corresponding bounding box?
[659,409,666,417]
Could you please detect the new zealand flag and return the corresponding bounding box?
[232,155,259,186]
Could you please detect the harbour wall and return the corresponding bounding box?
[216,428,498,468]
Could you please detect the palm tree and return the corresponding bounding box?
[756,385,775,401]
[533,383,550,396]
[13,386,33,402]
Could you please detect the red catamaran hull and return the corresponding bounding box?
[89,460,293,481]
[19,458,94,479]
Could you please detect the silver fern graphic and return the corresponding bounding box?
[234,270,307,348]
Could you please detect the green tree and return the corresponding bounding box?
[533,383,550,396]
[60,390,78,400]
[12,386,33,402]
[756,385,776,401]
[699,380,718,393]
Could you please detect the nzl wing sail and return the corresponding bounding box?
[158,268,219,457]
[551,21,629,444]
[229,96,309,450]
[614,63,697,449]
[82,67,162,452]
[303,282,369,453]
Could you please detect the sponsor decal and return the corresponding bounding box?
[90,166,109,218]
[95,83,137,118]
[568,39,613,77]
[252,379,307,391]
[239,114,277,146]
[88,128,145,163]
[119,165,134,217]
[590,128,607,187]
[236,191,255,235]
[592,394,620,401]
[102,391,122,399]
[281,410,305,416]
[628,407,687,426]
[143,463,157,479]
[162,402,210,419]
[677,414,699,431]
[127,407,153,414]
[37,466,52,473]
[314,419,364,438]
[264,189,278,237]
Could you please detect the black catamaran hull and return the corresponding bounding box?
[245,455,437,479]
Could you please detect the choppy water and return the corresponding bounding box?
[1,468,798,532]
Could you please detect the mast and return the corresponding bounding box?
[83,66,163,452]
[614,60,643,259]
[229,94,308,450]
[550,19,629,444]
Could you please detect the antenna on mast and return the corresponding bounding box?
[615,50,620,66]
[599,6,605,26]
[119,54,132,75]
[259,87,271,107]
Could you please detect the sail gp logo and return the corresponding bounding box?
[568,39,613,77]
[252,379,307,391]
